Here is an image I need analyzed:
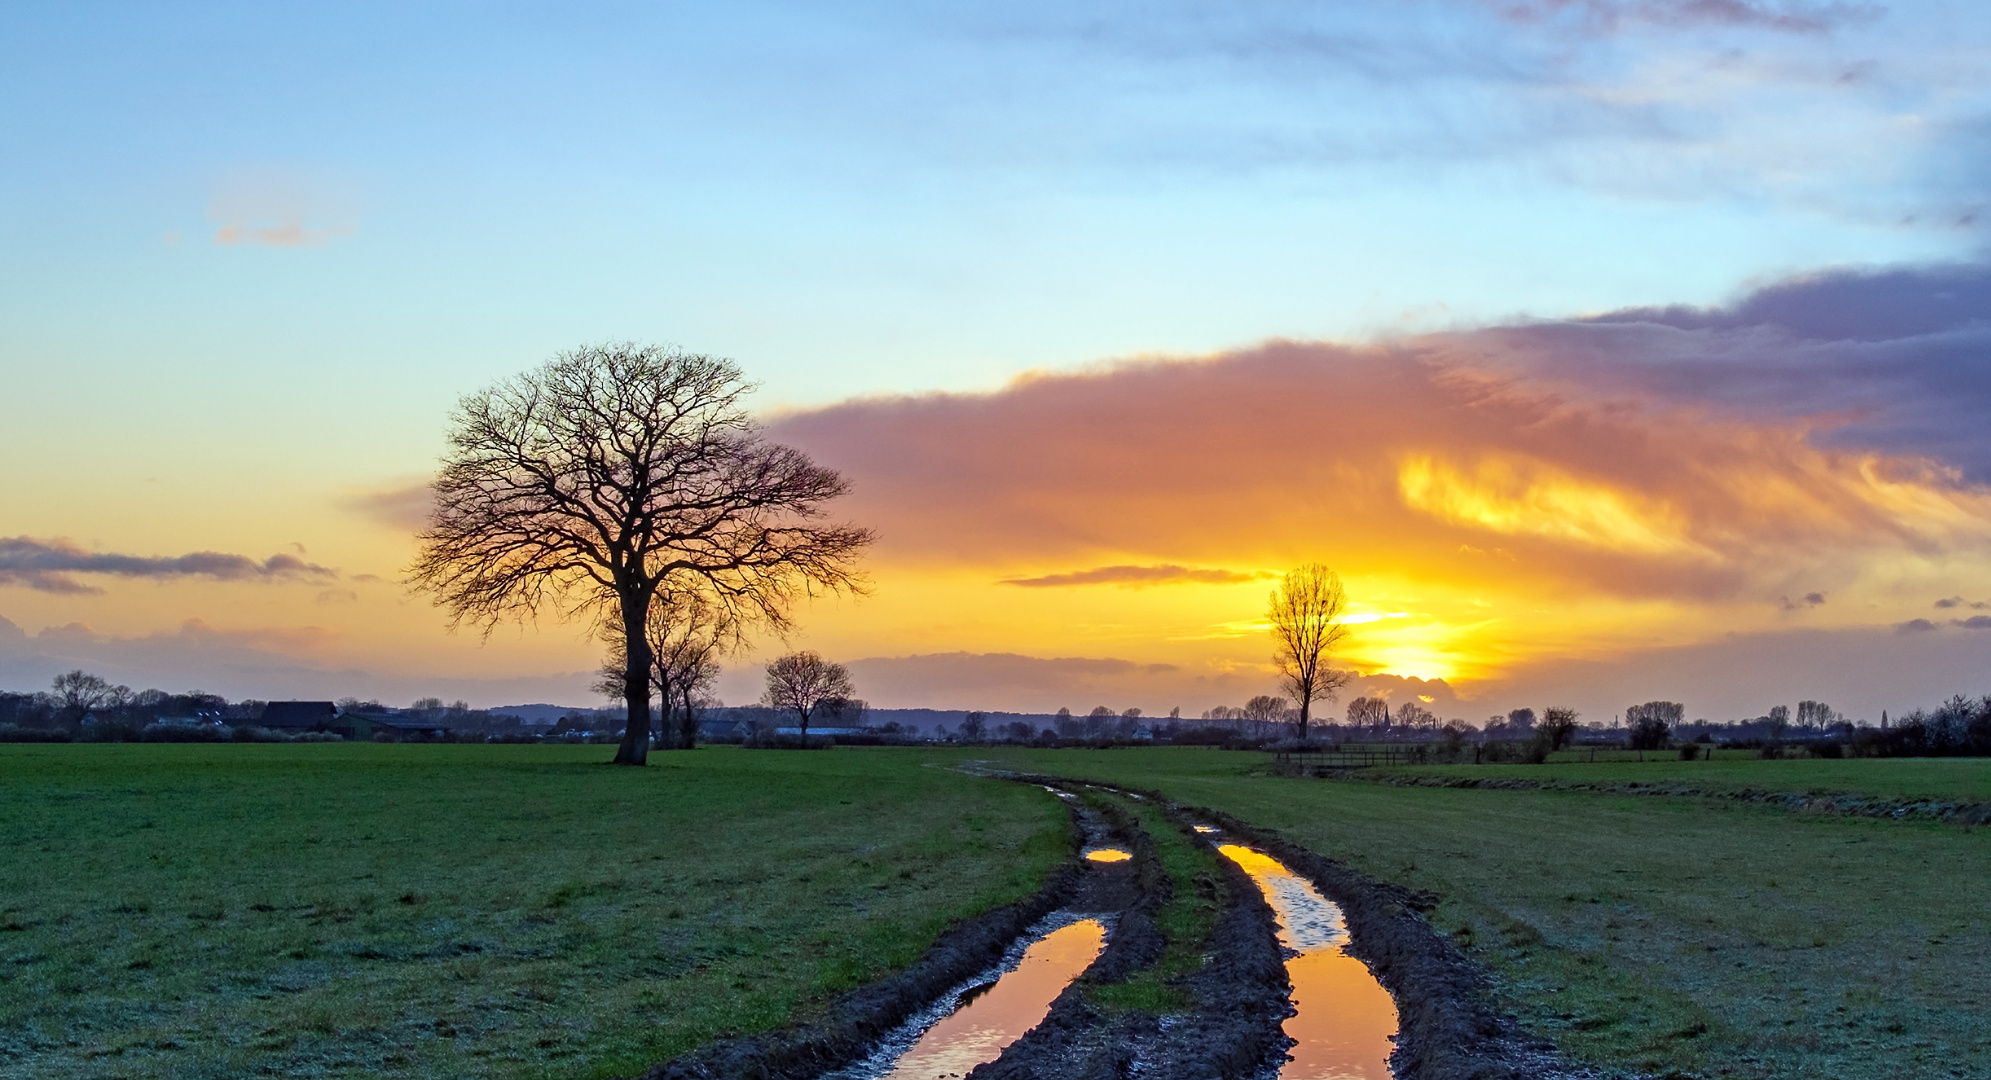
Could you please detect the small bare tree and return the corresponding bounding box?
[762,651,854,738]
[1345,697,1389,731]
[1539,706,1579,750]
[411,343,872,766]
[1269,564,1354,741]
[50,670,117,719]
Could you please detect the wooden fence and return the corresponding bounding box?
[1272,746,1421,772]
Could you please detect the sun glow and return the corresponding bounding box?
[1398,454,1705,556]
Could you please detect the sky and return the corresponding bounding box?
[6,0,1991,723]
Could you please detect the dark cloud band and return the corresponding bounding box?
[0,537,337,595]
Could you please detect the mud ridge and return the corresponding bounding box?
[1330,772,1991,826]
[969,785,1294,1080]
[622,803,1095,1080]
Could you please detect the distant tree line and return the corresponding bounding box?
[0,670,608,743]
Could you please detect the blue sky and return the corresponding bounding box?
[6,1,1985,414]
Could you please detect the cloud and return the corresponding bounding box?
[1934,596,1991,610]
[834,651,1206,712]
[1000,565,1269,588]
[1473,0,1873,34]
[207,169,358,248]
[1499,263,1991,483]
[1896,618,1940,633]
[343,483,433,531]
[1780,591,1827,610]
[1953,615,1991,630]
[0,538,337,595]
[772,327,1991,607]
[212,223,352,247]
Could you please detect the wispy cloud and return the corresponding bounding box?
[0,537,337,595]
[1474,0,1875,35]
[342,483,433,530]
[1001,565,1270,588]
[207,169,358,248]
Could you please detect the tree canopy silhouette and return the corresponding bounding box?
[411,343,872,765]
[1268,563,1354,741]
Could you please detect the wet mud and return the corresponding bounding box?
[621,807,1094,1080]
[966,793,1294,1080]
[1218,842,1397,1079]
[627,772,1592,1080]
[1186,804,1593,1080]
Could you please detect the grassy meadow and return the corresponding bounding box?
[1373,755,1991,801]
[6,742,1987,1080]
[979,747,1991,1080]
[0,744,1067,1080]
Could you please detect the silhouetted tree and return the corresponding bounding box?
[1396,701,1436,731]
[1346,697,1389,731]
[1539,706,1579,750]
[410,344,871,766]
[1055,707,1079,738]
[961,711,987,740]
[1268,564,1354,740]
[1084,705,1114,738]
[1506,707,1536,734]
[51,670,120,719]
[1627,701,1682,750]
[762,651,853,738]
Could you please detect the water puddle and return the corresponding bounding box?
[1084,846,1132,863]
[1217,845,1398,1080]
[827,915,1109,1080]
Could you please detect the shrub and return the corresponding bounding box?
[0,724,71,743]
[1678,744,1701,761]
[139,723,229,743]
[744,731,834,750]
[1807,741,1844,759]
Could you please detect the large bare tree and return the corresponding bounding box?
[411,343,872,765]
[1268,563,1354,742]
[761,651,853,738]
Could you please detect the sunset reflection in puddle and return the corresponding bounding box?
[1084,847,1132,863]
[877,918,1107,1080]
[1218,845,1398,1079]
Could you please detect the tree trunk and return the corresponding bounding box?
[798,706,811,739]
[1298,701,1309,743]
[654,669,675,751]
[613,596,653,766]
[677,685,697,749]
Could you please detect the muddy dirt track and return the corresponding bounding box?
[623,778,1597,1080]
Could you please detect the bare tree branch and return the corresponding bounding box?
[409,343,873,765]
[1269,563,1354,742]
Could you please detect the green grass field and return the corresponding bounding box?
[1373,755,1991,801]
[0,745,1067,1080]
[9,744,1987,1080]
[979,748,1991,1080]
